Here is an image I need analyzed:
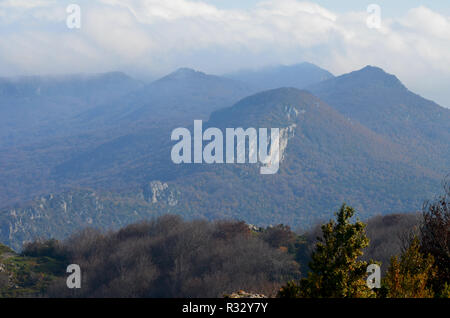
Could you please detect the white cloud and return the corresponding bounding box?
[0,0,449,106]
[0,0,55,9]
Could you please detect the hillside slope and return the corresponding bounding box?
[308,66,450,171]
[40,88,443,232]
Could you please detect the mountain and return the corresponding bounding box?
[0,72,142,146]
[308,66,450,171]
[77,68,254,128]
[0,68,253,208]
[0,66,447,250]
[155,88,440,225]
[226,62,334,91]
[0,72,143,208]
[45,88,442,232]
[0,71,139,100]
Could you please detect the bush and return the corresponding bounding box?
[22,239,67,261]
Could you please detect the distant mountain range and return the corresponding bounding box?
[75,68,254,130]
[226,62,334,91]
[0,63,448,250]
[0,72,142,148]
[0,72,139,99]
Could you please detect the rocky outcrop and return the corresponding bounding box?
[0,189,160,251]
[143,181,179,206]
[224,290,268,298]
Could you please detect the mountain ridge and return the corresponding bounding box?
[226,62,334,91]
[0,64,447,250]
[45,87,443,233]
[308,65,450,171]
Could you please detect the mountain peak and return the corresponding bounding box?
[170,67,202,78]
[154,68,212,83]
[208,87,323,128]
[356,65,402,80]
[360,65,385,73]
[322,65,407,92]
[175,67,197,73]
[357,65,403,82]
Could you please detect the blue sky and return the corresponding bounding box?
[1,0,450,107]
[204,0,450,16]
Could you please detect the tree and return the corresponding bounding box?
[420,179,449,295]
[261,224,297,250]
[384,237,436,298]
[281,204,375,298]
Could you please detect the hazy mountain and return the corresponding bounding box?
[48,88,442,231]
[157,88,440,226]
[226,62,334,91]
[0,72,139,100]
[77,68,254,128]
[308,66,450,170]
[0,72,144,208]
[0,72,142,146]
[0,65,447,250]
[0,68,253,208]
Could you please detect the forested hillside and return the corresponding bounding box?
[0,65,448,262]
[1,181,447,298]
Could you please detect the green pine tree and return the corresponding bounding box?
[284,204,376,298]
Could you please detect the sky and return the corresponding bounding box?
[0,0,450,107]
[204,0,450,16]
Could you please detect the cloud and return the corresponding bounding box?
[0,0,55,9]
[0,0,449,106]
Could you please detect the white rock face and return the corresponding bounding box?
[150,181,168,203]
[167,193,178,207]
[279,123,297,162]
[284,105,299,121]
[262,105,299,170]
[61,201,67,213]
[262,123,296,170]
[148,181,178,206]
